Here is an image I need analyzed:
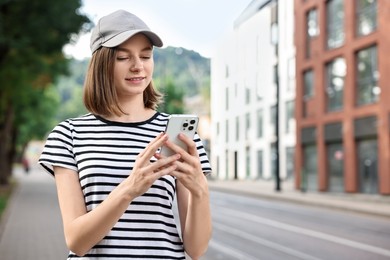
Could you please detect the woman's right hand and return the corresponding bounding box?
[121,132,181,199]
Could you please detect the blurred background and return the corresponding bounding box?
[1,0,390,259]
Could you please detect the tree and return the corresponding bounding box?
[158,78,184,114]
[0,0,91,184]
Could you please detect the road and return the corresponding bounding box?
[2,166,389,260]
[202,191,390,260]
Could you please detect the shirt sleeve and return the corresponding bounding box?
[38,120,78,176]
[194,132,212,175]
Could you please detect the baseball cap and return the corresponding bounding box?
[90,10,163,53]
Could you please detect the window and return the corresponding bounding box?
[245,113,251,140]
[271,143,277,179]
[273,64,279,86]
[225,150,229,179]
[327,142,344,192]
[225,120,229,142]
[356,45,379,106]
[356,0,377,36]
[271,22,279,46]
[257,150,263,179]
[245,86,251,104]
[286,147,295,180]
[285,100,295,133]
[270,4,278,45]
[326,57,346,112]
[357,138,378,194]
[306,8,319,58]
[246,146,251,178]
[225,87,229,110]
[303,69,314,99]
[256,73,262,100]
[303,144,318,191]
[257,109,263,138]
[326,0,345,49]
[270,105,277,136]
[307,9,319,38]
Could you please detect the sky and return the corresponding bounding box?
[63,0,253,59]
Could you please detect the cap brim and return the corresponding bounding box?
[102,30,163,48]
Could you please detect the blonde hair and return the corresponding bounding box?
[83,47,163,117]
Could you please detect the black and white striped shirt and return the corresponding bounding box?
[39,112,212,259]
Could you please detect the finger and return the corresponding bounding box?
[138,132,164,158]
[172,160,192,174]
[167,169,184,180]
[145,153,181,173]
[178,133,198,156]
[165,140,200,167]
[155,164,178,178]
[138,133,168,164]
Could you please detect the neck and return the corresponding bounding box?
[107,95,155,122]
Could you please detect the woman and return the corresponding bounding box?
[39,10,212,260]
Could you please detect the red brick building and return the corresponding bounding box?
[294,0,390,194]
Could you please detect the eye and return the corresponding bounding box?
[116,56,129,61]
[140,55,151,60]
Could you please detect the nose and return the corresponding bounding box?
[130,57,143,71]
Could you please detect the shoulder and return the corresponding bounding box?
[56,113,97,128]
[51,113,96,135]
[156,112,170,120]
[153,112,170,125]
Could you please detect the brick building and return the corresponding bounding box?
[294,0,390,194]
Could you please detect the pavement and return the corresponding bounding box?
[0,165,68,260]
[0,166,389,260]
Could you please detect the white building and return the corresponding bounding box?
[210,0,295,181]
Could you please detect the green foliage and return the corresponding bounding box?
[15,86,60,151]
[154,47,210,97]
[0,0,91,182]
[55,59,89,121]
[158,78,184,114]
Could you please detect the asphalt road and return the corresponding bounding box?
[202,191,390,260]
[2,167,389,260]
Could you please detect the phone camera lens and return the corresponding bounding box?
[189,126,194,131]
[183,123,188,128]
[190,120,196,124]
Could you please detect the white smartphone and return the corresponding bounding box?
[160,114,199,157]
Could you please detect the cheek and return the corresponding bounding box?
[147,61,154,75]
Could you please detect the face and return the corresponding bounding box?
[113,33,154,100]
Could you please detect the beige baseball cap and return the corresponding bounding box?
[90,10,163,53]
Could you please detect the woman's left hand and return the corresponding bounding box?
[155,133,207,196]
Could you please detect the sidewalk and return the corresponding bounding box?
[208,178,390,218]
[0,165,68,260]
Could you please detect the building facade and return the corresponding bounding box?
[294,0,390,194]
[210,0,295,181]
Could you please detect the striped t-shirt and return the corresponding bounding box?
[39,112,212,260]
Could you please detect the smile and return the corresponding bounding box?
[126,77,145,81]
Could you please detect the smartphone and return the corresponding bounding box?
[160,114,199,157]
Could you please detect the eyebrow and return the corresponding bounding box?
[116,46,153,53]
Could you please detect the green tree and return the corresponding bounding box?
[0,0,91,184]
[158,78,184,114]
[55,59,89,121]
